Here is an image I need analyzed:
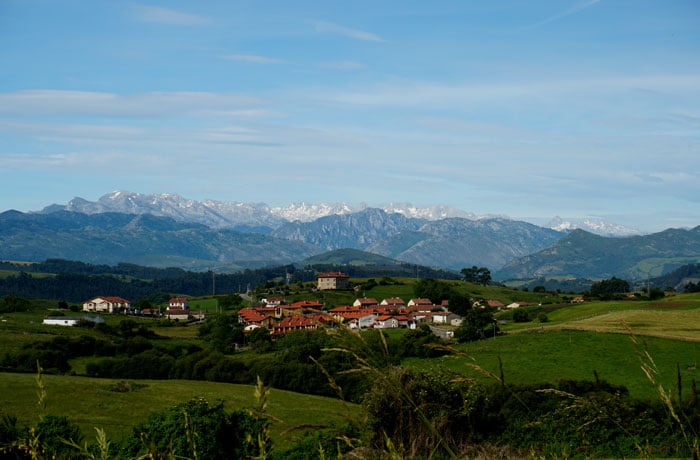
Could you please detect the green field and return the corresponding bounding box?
[404,294,700,400]
[406,329,700,399]
[0,372,359,445]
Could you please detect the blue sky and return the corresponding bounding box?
[1,0,698,232]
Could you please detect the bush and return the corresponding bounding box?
[35,414,83,460]
[512,308,530,323]
[120,398,265,460]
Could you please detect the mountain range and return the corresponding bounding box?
[0,191,696,281]
[43,191,638,237]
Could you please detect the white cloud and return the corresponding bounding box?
[317,74,700,108]
[131,5,208,25]
[221,54,284,64]
[313,21,384,42]
[320,61,366,70]
[526,0,601,30]
[0,90,263,117]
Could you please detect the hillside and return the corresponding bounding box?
[496,227,700,280]
[367,217,562,271]
[271,208,426,250]
[0,210,322,270]
[0,373,358,444]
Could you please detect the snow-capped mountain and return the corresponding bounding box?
[547,216,641,237]
[45,191,492,229]
[41,191,637,237]
[378,202,490,220]
[270,202,365,222]
[60,191,286,228]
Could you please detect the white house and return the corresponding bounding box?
[82,296,131,314]
[165,297,190,321]
[431,312,462,325]
[346,314,378,330]
[374,315,399,329]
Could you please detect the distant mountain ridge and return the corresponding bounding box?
[3,205,699,280]
[0,210,321,270]
[45,191,482,230]
[41,190,638,237]
[496,227,700,280]
[7,190,693,279]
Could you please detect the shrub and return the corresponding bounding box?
[120,398,265,460]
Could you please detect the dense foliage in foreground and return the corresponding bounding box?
[1,363,698,459]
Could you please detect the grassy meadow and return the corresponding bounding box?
[408,329,700,400]
[0,372,360,445]
[407,293,700,400]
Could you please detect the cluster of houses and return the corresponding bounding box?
[43,272,570,332]
[79,296,194,320]
[237,296,463,336]
[43,296,196,326]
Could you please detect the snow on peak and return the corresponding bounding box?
[547,216,641,237]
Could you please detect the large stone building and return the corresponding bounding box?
[317,271,349,290]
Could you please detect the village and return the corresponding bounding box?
[42,271,554,338]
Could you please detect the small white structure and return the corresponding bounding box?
[43,316,80,326]
[43,316,104,327]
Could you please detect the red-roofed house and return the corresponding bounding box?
[407,298,434,311]
[166,297,190,321]
[169,297,189,309]
[238,307,273,328]
[374,315,399,329]
[380,297,405,307]
[317,272,350,290]
[263,296,286,307]
[82,296,131,314]
[272,316,318,336]
[280,300,323,316]
[353,297,378,308]
[395,315,414,329]
[487,300,505,309]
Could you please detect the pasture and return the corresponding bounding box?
[411,294,700,400]
[0,372,359,445]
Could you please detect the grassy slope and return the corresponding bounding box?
[410,330,699,400]
[406,293,700,400]
[0,372,359,445]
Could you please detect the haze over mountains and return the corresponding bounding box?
[1,190,697,281]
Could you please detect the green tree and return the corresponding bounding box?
[413,278,452,304]
[447,290,471,316]
[513,308,530,323]
[461,266,492,285]
[219,293,243,310]
[199,314,242,353]
[590,277,630,298]
[454,307,498,342]
[134,298,152,311]
[247,327,272,352]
